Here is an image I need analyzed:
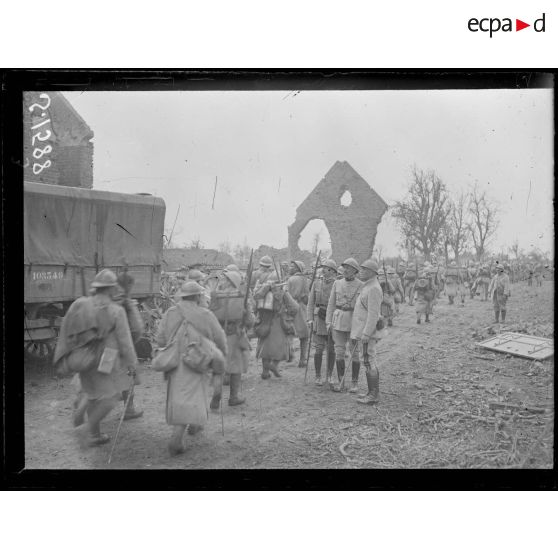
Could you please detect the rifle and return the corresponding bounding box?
[304,251,321,385]
[243,249,254,310]
[108,372,136,465]
[271,256,282,283]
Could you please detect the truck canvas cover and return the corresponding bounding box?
[24,181,165,267]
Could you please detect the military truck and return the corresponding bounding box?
[24,181,166,359]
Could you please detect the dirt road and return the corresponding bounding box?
[24,280,554,469]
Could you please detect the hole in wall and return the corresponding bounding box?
[340,190,352,208]
[298,219,332,258]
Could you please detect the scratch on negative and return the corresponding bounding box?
[116,223,136,238]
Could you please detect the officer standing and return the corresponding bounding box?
[350,259,383,405]
[306,259,337,386]
[326,258,363,393]
[287,260,310,367]
[488,263,511,323]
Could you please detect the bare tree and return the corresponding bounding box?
[218,240,232,255]
[468,184,499,260]
[187,237,204,250]
[446,191,470,264]
[509,239,522,260]
[392,166,451,259]
[233,240,252,266]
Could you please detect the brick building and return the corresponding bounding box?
[288,161,388,264]
[23,92,93,188]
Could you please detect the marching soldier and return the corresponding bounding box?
[54,269,139,447]
[489,264,511,323]
[444,260,461,305]
[476,265,491,301]
[251,255,274,288]
[387,265,405,316]
[156,281,227,456]
[287,260,310,367]
[253,272,299,379]
[378,265,396,326]
[208,269,255,408]
[350,259,383,405]
[326,258,363,393]
[403,263,418,305]
[413,267,436,324]
[306,259,337,386]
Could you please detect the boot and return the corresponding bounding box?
[123,391,143,421]
[72,393,88,427]
[501,310,506,323]
[357,366,379,405]
[228,374,245,406]
[287,338,294,362]
[269,359,281,377]
[84,396,117,446]
[349,361,360,393]
[388,318,393,327]
[332,359,346,392]
[261,359,271,380]
[168,425,186,456]
[210,373,223,410]
[417,316,421,324]
[325,352,335,387]
[314,352,323,385]
[222,373,230,386]
[425,314,430,323]
[298,338,308,367]
[494,310,500,323]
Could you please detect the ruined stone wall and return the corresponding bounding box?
[288,161,388,265]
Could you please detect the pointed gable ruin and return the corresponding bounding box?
[288,161,388,264]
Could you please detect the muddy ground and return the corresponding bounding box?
[24,280,554,469]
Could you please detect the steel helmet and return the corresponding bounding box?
[495,263,504,271]
[179,281,205,297]
[91,269,118,288]
[360,259,379,273]
[224,270,242,289]
[259,255,272,268]
[321,259,337,272]
[291,260,305,273]
[342,257,360,272]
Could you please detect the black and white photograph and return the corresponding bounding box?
[15,73,554,473]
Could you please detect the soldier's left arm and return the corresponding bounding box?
[283,290,300,316]
[363,286,382,339]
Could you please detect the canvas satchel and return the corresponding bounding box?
[151,316,184,373]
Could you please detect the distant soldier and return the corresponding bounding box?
[350,259,383,405]
[488,264,511,323]
[444,260,462,305]
[156,281,227,456]
[387,265,405,315]
[326,258,363,393]
[54,269,139,447]
[396,261,406,285]
[253,272,299,379]
[306,259,337,386]
[207,269,255,408]
[378,266,396,326]
[287,260,310,367]
[534,263,543,287]
[413,267,435,324]
[251,255,273,289]
[403,263,418,305]
[475,265,491,301]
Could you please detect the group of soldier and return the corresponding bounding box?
[53,247,546,457]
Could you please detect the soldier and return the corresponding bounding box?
[326,258,363,393]
[251,255,273,288]
[413,267,435,324]
[403,263,418,305]
[476,265,491,301]
[534,263,543,287]
[306,259,337,386]
[387,265,405,316]
[253,271,299,379]
[208,269,255,408]
[156,281,227,456]
[488,264,511,323]
[378,265,396,326]
[350,259,383,405]
[287,260,310,367]
[188,269,211,308]
[444,260,461,305]
[54,269,139,447]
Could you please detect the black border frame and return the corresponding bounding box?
[2,69,556,490]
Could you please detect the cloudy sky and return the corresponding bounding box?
[65,88,554,257]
